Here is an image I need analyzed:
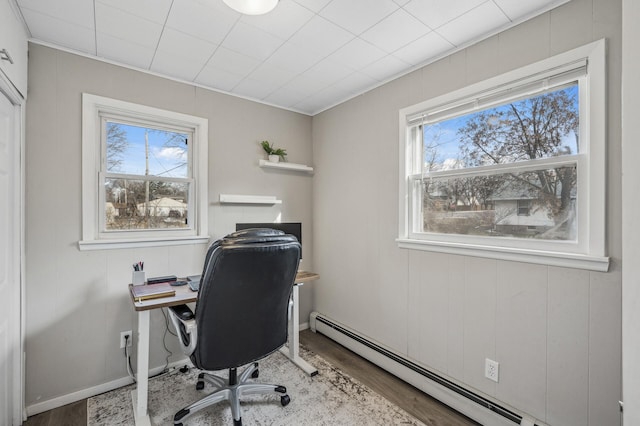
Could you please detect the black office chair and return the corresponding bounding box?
[168,228,301,426]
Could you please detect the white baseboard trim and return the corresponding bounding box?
[27,321,311,417]
[25,359,189,417]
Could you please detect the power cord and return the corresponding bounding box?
[160,308,176,373]
[124,335,136,383]
[122,310,182,383]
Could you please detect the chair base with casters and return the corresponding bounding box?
[173,362,291,426]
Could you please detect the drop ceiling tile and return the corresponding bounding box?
[248,62,298,87]
[18,0,94,29]
[292,0,333,13]
[205,47,261,77]
[150,28,218,81]
[154,28,217,66]
[95,2,163,49]
[304,59,355,87]
[96,0,172,25]
[361,54,411,81]
[222,21,286,62]
[195,66,245,92]
[360,8,430,53]
[240,0,314,40]
[327,37,387,71]
[294,85,353,113]
[332,71,380,94]
[16,0,564,115]
[403,0,485,29]
[287,15,354,58]
[393,31,454,65]
[150,50,205,81]
[263,86,310,109]
[232,77,281,100]
[319,0,399,35]
[285,72,333,95]
[166,0,239,45]
[493,0,564,21]
[292,96,327,114]
[436,1,510,46]
[21,8,96,55]
[96,32,155,69]
[263,41,322,75]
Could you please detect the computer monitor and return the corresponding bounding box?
[235,222,302,258]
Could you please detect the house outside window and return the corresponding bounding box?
[80,94,209,250]
[398,40,608,271]
[517,200,531,217]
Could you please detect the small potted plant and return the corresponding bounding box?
[261,140,287,163]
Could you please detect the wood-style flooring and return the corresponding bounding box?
[24,329,479,426]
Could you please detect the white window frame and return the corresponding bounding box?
[398,40,609,271]
[80,94,209,250]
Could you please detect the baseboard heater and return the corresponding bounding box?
[310,312,538,426]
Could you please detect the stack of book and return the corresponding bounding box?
[130,282,175,302]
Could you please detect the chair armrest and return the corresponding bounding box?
[168,305,197,356]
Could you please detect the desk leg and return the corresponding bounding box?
[132,310,151,426]
[279,283,318,376]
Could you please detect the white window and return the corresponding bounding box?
[398,40,608,271]
[80,94,209,250]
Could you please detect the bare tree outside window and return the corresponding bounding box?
[421,84,579,240]
[104,121,191,231]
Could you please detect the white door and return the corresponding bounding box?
[0,90,21,425]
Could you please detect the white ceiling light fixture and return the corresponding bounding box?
[222,0,279,15]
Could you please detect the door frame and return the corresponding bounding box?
[0,69,25,424]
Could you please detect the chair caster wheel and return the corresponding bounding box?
[251,369,259,379]
[281,395,291,406]
[196,381,204,390]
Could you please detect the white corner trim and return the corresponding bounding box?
[397,238,609,271]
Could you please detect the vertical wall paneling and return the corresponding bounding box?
[312,0,622,423]
[546,267,589,426]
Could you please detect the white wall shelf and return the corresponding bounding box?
[259,159,314,173]
[219,194,282,205]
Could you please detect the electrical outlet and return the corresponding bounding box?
[120,331,132,349]
[485,358,499,382]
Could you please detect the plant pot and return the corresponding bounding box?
[268,154,280,163]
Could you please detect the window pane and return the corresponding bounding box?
[421,165,576,240]
[104,178,189,230]
[106,121,188,177]
[423,84,579,171]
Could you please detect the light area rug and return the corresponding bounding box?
[88,346,426,425]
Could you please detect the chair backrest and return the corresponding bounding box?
[191,228,301,370]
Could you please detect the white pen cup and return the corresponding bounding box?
[132,271,146,286]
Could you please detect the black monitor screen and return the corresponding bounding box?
[235,222,302,256]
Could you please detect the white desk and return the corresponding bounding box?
[128,271,319,426]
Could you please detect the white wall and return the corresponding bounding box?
[622,0,640,423]
[24,44,313,411]
[312,0,622,425]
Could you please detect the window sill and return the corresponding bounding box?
[396,238,610,272]
[78,235,210,251]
